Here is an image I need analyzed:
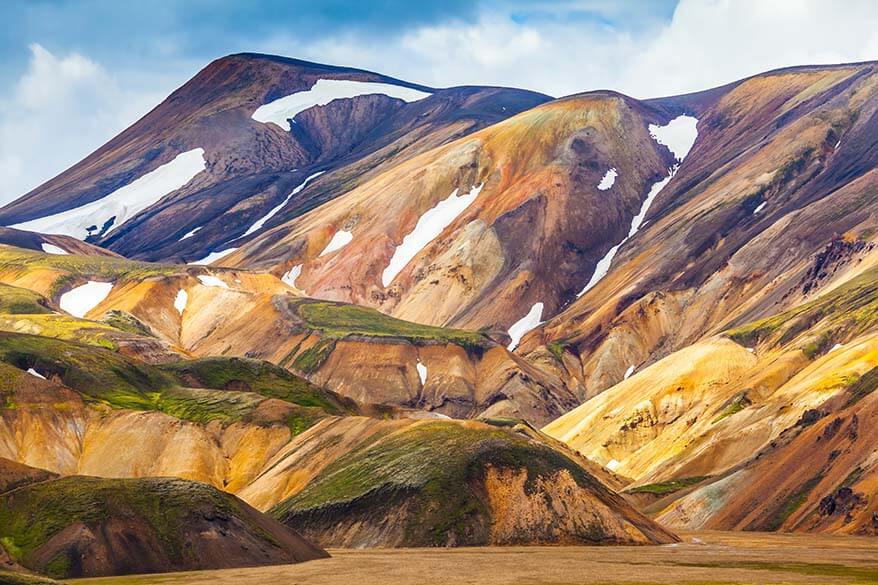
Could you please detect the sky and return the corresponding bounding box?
[3,0,878,205]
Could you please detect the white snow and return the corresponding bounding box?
[11,149,206,239]
[319,230,353,257]
[753,201,767,214]
[382,184,484,287]
[416,361,428,386]
[746,347,755,353]
[829,343,844,353]
[197,275,229,289]
[174,289,188,314]
[282,264,302,288]
[40,243,67,255]
[189,247,238,266]
[26,368,46,380]
[59,281,113,318]
[597,168,618,191]
[835,141,841,150]
[507,302,544,351]
[252,79,432,131]
[578,116,698,298]
[623,365,636,380]
[240,171,325,238]
[179,226,202,241]
[649,115,698,160]
[606,459,621,472]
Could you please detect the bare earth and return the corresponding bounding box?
[66,532,878,585]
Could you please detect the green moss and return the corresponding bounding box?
[0,476,255,578]
[100,311,155,337]
[0,333,348,433]
[292,299,488,348]
[626,476,709,496]
[547,341,568,361]
[270,421,606,545]
[671,560,878,582]
[291,338,336,375]
[727,266,878,350]
[843,365,878,407]
[0,284,51,315]
[764,475,822,531]
[158,357,352,414]
[0,245,179,298]
[711,391,752,424]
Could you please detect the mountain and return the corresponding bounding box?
[0,54,549,263]
[5,49,878,557]
[0,329,673,553]
[0,245,577,424]
[0,473,328,579]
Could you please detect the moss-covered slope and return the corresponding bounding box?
[0,476,327,579]
[270,419,676,547]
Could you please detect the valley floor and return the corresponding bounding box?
[65,532,878,585]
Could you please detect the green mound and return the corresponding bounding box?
[0,285,51,316]
[0,476,326,579]
[270,420,671,547]
[285,298,489,347]
[0,333,352,432]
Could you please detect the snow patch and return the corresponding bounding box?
[835,141,841,150]
[578,116,698,298]
[189,247,237,266]
[507,302,544,351]
[746,347,755,353]
[59,281,113,318]
[649,115,698,160]
[597,168,617,191]
[174,289,187,314]
[179,226,202,241]
[319,230,353,257]
[606,459,620,472]
[197,275,229,289]
[382,184,484,287]
[11,149,206,239]
[416,361,428,386]
[27,368,46,380]
[282,264,302,289]
[753,201,767,214]
[252,79,432,131]
[623,365,636,380]
[829,343,843,353]
[240,171,325,238]
[40,243,67,255]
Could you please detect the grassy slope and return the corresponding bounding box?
[0,245,179,296]
[270,421,609,545]
[727,266,878,355]
[289,299,489,346]
[0,332,352,432]
[0,476,273,578]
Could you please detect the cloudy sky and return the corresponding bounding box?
[3,0,878,204]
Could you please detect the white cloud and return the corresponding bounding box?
[0,44,172,206]
[4,1,878,210]
[263,0,878,99]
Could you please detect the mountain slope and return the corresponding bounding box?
[220,92,686,341]
[0,54,549,263]
[524,61,878,399]
[0,475,327,579]
[0,245,576,424]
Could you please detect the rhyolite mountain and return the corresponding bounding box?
[2,50,878,581]
[0,54,549,263]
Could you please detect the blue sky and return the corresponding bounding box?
[3,0,878,203]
